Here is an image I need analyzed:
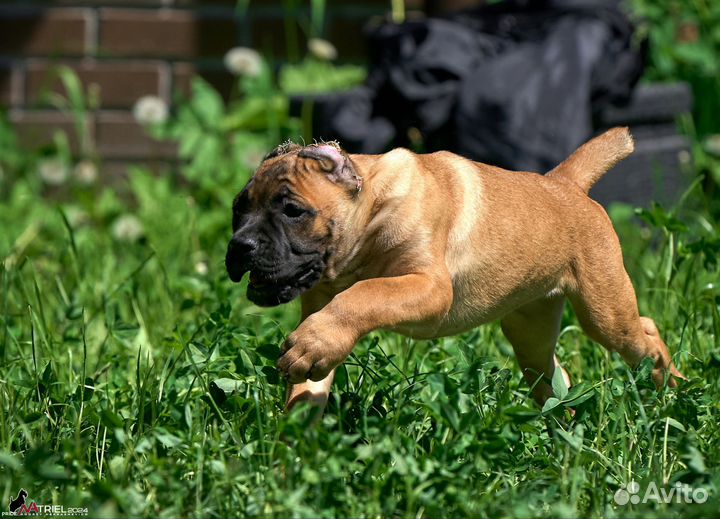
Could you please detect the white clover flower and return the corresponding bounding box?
[73,160,98,185]
[133,95,169,125]
[112,214,144,243]
[308,38,338,61]
[678,149,691,165]
[223,47,262,77]
[703,134,720,157]
[194,261,209,276]
[38,158,69,185]
[65,207,89,228]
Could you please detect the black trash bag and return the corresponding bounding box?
[309,0,645,172]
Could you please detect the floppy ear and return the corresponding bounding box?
[263,141,301,161]
[298,143,363,195]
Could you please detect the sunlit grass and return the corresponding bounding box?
[0,162,718,517]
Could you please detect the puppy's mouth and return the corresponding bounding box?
[248,270,273,289]
[245,263,323,306]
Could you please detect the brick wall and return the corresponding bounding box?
[0,0,407,171]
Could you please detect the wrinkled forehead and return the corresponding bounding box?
[249,151,302,197]
[248,141,345,195]
[253,155,296,186]
[263,140,342,161]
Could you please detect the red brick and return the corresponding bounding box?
[96,111,176,160]
[174,0,243,5]
[51,1,169,5]
[0,65,16,106]
[0,8,88,57]
[405,0,426,9]
[26,60,166,109]
[102,160,176,189]
[172,62,234,100]
[10,109,95,154]
[223,0,282,4]
[98,9,237,59]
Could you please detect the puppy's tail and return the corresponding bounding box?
[547,127,634,194]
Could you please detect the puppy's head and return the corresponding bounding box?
[225,141,362,306]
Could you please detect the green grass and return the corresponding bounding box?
[0,162,719,518]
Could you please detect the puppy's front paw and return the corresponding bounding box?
[278,314,354,383]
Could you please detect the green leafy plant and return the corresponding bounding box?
[631,0,720,189]
[279,59,366,94]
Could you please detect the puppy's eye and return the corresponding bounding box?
[282,202,307,219]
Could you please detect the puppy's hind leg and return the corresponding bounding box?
[566,217,684,388]
[501,295,570,405]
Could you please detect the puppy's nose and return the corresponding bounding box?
[229,234,258,256]
[226,234,257,283]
